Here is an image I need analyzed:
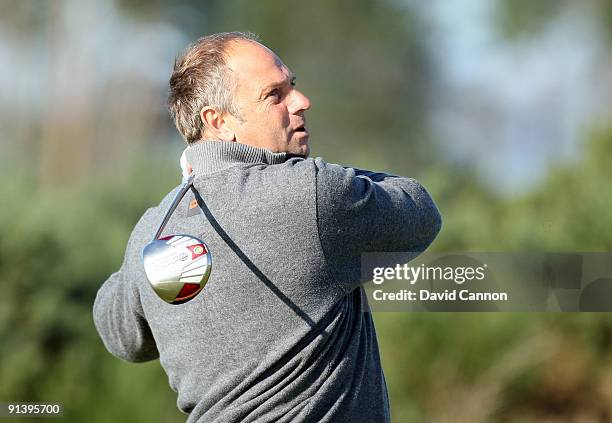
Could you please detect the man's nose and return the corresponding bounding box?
[288,89,311,114]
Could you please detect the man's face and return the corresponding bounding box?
[224,40,312,157]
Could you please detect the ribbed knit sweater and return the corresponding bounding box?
[93,141,442,422]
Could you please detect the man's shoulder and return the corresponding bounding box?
[213,156,321,186]
[238,156,343,178]
[232,157,356,200]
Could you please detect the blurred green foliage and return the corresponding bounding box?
[431,126,612,252]
[495,0,564,41]
[496,0,612,43]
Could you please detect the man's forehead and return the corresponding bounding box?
[225,40,291,88]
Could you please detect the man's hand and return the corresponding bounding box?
[180,148,193,182]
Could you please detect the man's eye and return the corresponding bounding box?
[267,89,281,100]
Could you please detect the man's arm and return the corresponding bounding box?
[315,159,442,291]
[93,210,159,363]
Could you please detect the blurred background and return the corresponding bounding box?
[1,0,612,421]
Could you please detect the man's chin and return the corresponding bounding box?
[287,141,309,158]
[297,145,310,158]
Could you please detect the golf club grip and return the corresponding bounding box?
[153,173,196,240]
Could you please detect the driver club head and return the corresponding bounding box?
[142,234,212,304]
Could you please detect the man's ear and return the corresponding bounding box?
[200,107,236,141]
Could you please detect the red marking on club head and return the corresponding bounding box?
[175,283,201,301]
[187,244,207,259]
[160,235,174,241]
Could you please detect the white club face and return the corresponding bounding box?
[142,235,212,304]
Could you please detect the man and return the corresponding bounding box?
[93,32,442,422]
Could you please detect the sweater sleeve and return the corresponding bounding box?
[314,159,442,292]
[93,209,159,363]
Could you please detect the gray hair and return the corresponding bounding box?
[168,31,260,144]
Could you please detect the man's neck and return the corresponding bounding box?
[185,140,289,176]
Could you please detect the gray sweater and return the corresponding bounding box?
[93,141,442,422]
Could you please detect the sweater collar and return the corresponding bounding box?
[185,141,288,176]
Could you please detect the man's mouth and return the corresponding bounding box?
[294,125,308,133]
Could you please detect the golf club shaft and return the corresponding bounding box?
[153,173,195,240]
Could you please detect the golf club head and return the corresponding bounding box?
[142,234,212,304]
